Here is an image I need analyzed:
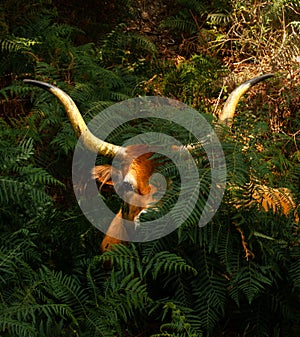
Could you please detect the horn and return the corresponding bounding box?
[219,74,274,127]
[23,79,124,158]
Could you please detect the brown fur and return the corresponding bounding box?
[93,145,159,251]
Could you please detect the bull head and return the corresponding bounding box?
[24,74,274,251]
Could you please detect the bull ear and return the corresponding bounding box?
[92,164,114,187]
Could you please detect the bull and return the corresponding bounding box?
[24,74,297,254]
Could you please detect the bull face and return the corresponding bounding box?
[92,145,158,251]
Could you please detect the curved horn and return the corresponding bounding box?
[23,79,124,158]
[219,74,274,127]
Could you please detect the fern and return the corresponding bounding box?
[207,13,232,26]
[0,318,36,337]
[0,128,63,210]
[100,22,157,66]
[161,16,197,34]
[152,302,203,337]
[289,258,300,291]
[229,263,273,305]
[99,243,141,275]
[143,250,197,279]
[160,54,226,109]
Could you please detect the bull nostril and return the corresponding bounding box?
[122,181,134,193]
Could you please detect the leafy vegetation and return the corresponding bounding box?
[1,0,300,336]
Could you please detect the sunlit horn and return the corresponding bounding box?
[23,79,124,158]
[219,73,274,127]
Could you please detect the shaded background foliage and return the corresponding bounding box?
[0,0,300,336]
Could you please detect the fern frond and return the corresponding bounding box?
[99,243,141,275]
[0,303,74,336]
[153,302,204,337]
[207,13,232,26]
[39,266,88,317]
[0,317,36,337]
[0,36,40,53]
[143,251,197,279]
[160,17,197,34]
[229,263,273,305]
[289,259,300,291]
[0,177,51,204]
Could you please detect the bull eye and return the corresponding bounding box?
[122,181,134,193]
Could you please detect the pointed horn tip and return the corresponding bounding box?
[247,73,275,86]
[23,79,53,91]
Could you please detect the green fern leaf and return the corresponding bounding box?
[143,251,197,279]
